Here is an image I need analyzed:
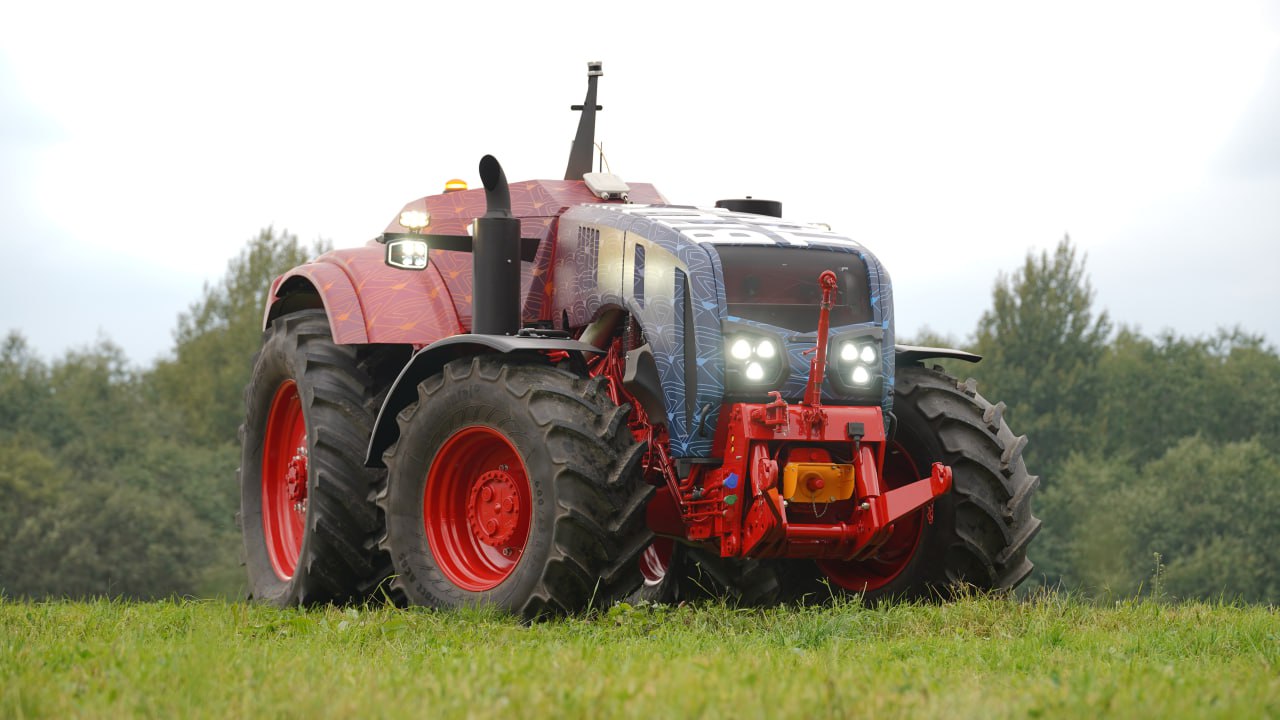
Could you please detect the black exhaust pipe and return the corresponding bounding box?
[472,155,521,336]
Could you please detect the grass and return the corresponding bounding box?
[1,594,1277,719]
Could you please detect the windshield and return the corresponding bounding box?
[713,245,873,332]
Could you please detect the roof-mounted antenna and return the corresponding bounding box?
[564,61,603,181]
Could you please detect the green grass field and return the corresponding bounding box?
[2,595,1276,719]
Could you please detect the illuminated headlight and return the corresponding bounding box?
[398,210,430,232]
[831,335,883,395]
[725,332,784,388]
[385,239,430,270]
[839,341,877,365]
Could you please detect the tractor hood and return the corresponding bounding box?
[552,203,895,458]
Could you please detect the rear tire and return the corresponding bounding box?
[788,364,1041,603]
[239,310,400,606]
[378,355,651,619]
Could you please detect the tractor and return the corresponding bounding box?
[239,62,1040,616]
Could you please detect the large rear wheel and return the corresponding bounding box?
[379,355,651,619]
[239,310,402,606]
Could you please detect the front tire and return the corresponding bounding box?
[379,355,651,619]
[239,310,399,606]
[792,364,1041,603]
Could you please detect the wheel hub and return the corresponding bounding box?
[285,445,308,510]
[467,469,521,547]
[424,425,533,592]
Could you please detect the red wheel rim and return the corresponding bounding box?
[425,426,532,592]
[640,537,674,586]
[262,380,308,581]
[816,442,926,592]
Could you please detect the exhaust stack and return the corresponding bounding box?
[472,155,521,335]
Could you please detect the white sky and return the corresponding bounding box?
[2,1,1278,364]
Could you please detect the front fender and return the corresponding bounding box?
[266,261,369,344]
[264,244,465,345]
[894,344,982,365]
[364,334,604,467]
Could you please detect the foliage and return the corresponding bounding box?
[0,228,321,600]
[0,435,68,587]
[1096,327,1280,463]
[973,237,1113,474]
[2,597,1278,718]
[152,227,328,447]
[1046,438,1280,602]
[959,236,1280,601]
[0,333,55,437]
[7,481,208,599]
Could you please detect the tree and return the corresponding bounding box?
[44,339,150,475]
[146,227,328,596]
[0,333,51,437]
[973,236,1112,475]
[1054,437,1280,603]
[7,480,209,599]
[150,228,327,447]
[1096,328,1280,465]
[0,434,68,595]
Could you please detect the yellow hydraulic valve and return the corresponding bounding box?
[781,462,856,504]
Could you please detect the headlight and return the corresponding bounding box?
[831,335,883,396]
[724,331,785,389]
[385,238,430,270]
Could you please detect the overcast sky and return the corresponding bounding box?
[2,1,1278,365]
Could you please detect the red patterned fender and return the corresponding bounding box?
[264,243,464,346]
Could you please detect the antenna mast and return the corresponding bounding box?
[564,62,603,181]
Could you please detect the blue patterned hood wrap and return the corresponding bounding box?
[552,204,894,459]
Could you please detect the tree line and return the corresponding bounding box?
[0,229,322,599]
[960,239,1280,601]
[1,231,1277,602]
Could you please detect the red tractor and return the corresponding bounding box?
[240,63,1039,615]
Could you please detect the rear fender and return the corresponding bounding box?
[364,334,604,467]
